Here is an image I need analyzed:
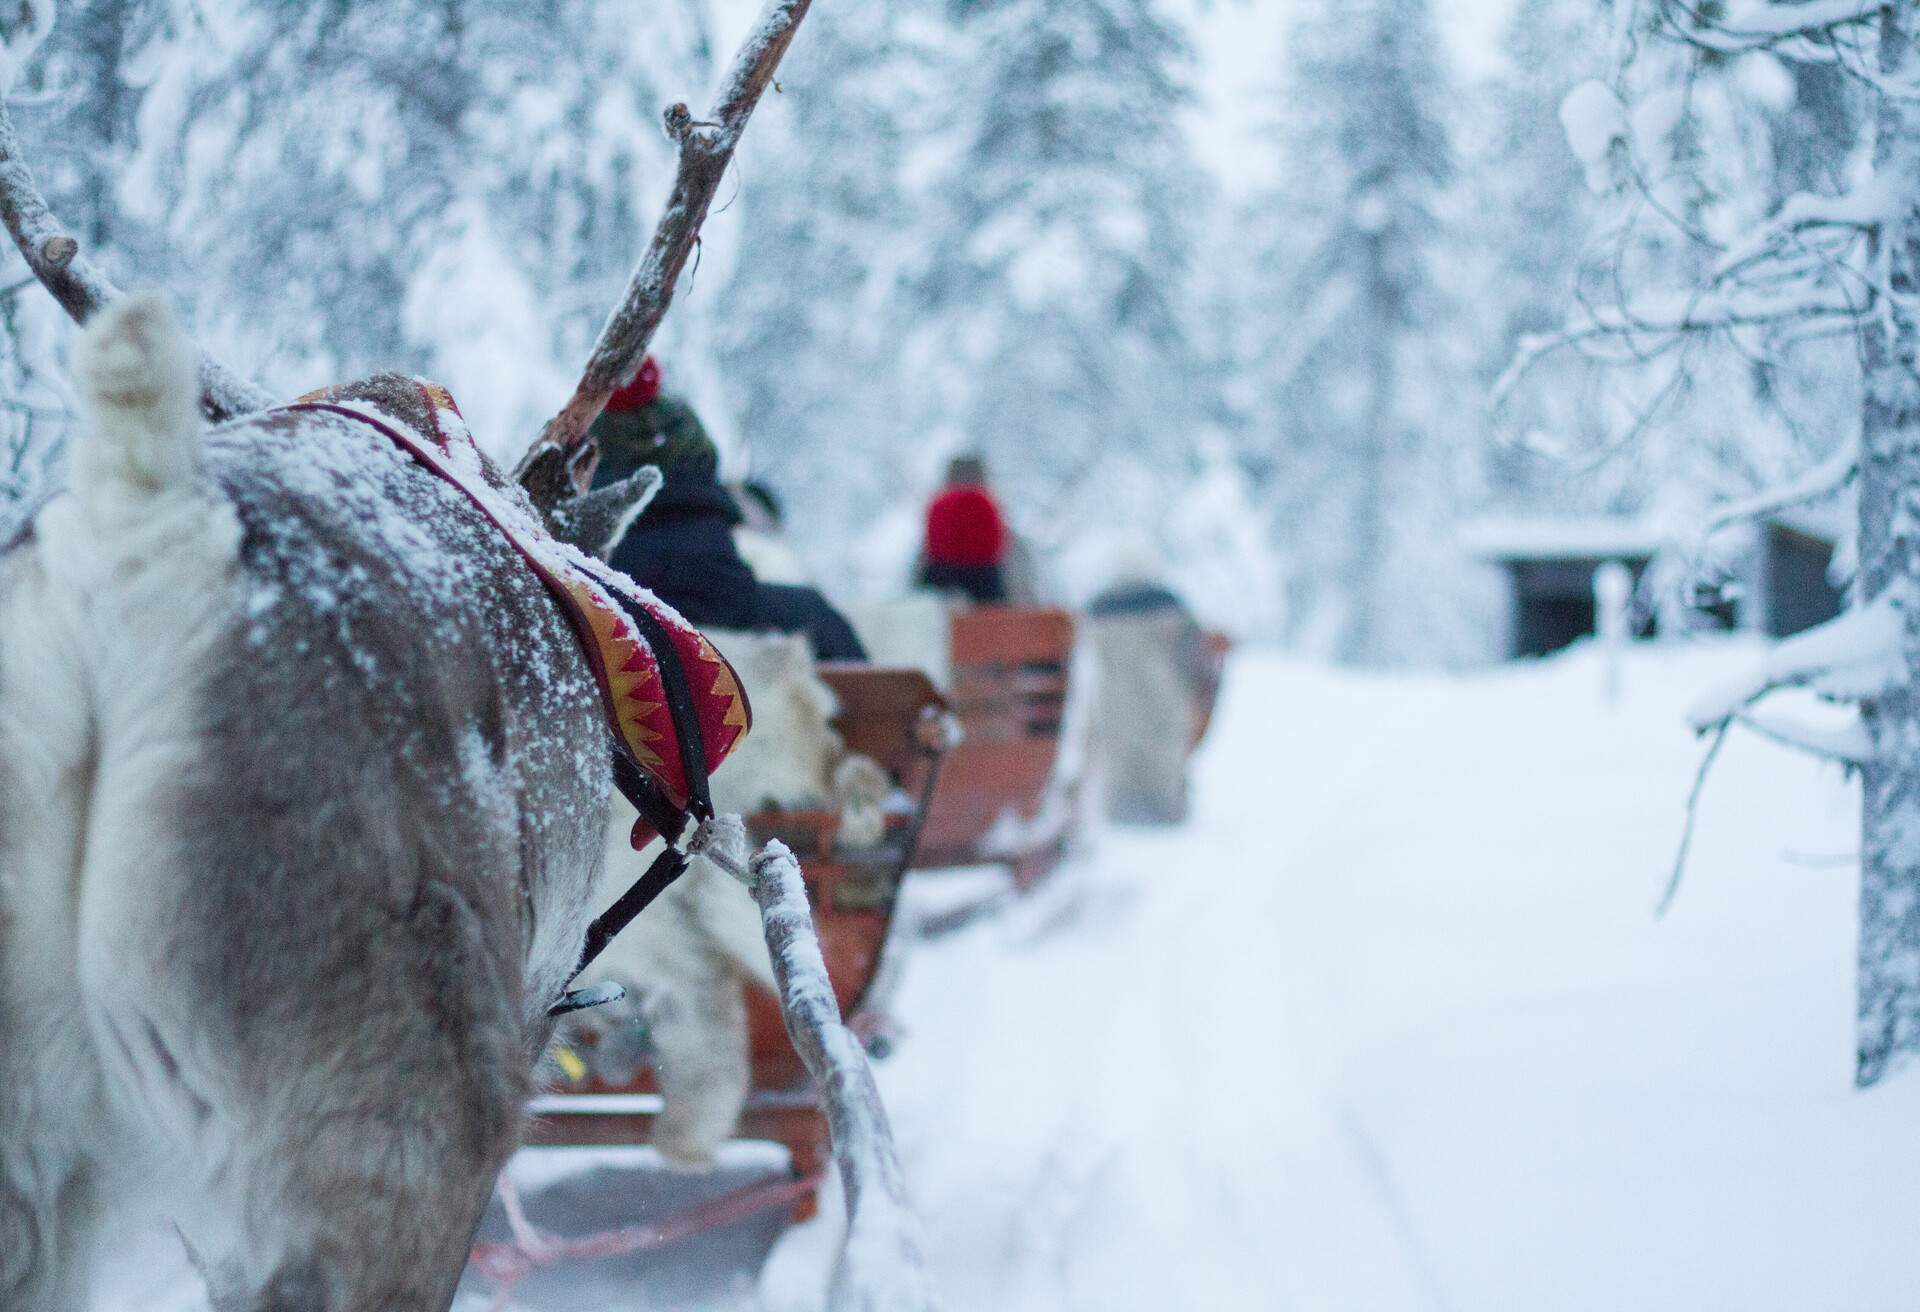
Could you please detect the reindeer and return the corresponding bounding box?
[0,2,816,1307]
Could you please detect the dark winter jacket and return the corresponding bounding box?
[606,472,762,630]
[590,400,868,662]
[915,558,1007,606]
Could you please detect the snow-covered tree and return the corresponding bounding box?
[0,289,68,540]
[0,0,742,450]
[1470,0,1619,512]
[0,0,158,534]
[1244,0,1478,664]
[1519,0,1920,1085]
[902,0,1208,588]
[711,1,930,592]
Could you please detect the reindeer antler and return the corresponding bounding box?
[0,98,273,423]
[513,0,816,514]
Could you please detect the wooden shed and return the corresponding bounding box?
[1463,517,1666,659]
[1463,510,1848,661]
[1744,510,1846,639]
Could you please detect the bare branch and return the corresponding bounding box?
[1659,720,1731,916]
[0,97,272,422]
[1494,285,1865,406]
[514,0,816,511]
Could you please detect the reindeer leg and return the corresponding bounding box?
[643,924,754,1170]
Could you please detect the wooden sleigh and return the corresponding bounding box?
[912,606,1078,889]
[1192,630,1232,751]
[525,666,950,1218]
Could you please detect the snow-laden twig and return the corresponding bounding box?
[0,95,271,422]
[1678,0,1876,50]
[693,827,932,1311]
[1712,180,1895,280]
[1701,435,1858,537]
[513,0,814,511]
[1493,283,1864,406]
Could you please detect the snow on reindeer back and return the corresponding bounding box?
[198,378,612,840]
[250,373,748,819]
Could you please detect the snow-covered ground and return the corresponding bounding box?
[858,640,1920,1311]
[98,640,1920,1310]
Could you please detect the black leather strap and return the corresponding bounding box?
[550,594,721,1016]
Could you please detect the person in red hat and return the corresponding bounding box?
[916,453,1010,604]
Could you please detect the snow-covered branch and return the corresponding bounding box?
[1660,598,1891,914]
[1688,583,1910,734]
[0,96,271,422]
[1733,707,1874,767]
[1494,283,1865,405]
[1701,435,1859,536]
[1713,181,1895,280]
[513,0,815,512]
[1663,0,1878,54]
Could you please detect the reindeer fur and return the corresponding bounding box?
[0,297,611,1311]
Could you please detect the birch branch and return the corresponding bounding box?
[0,97,272,422]
[513,0,815,512]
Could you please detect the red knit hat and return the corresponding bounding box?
[605,356,662,412]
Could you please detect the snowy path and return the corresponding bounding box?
[871,663,1449,1310]
[861,644,1920,1311]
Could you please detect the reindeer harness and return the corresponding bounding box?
[282,379,752,1016]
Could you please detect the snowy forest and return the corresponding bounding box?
[0,0,1863,658]
[7,0,1920,1309]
